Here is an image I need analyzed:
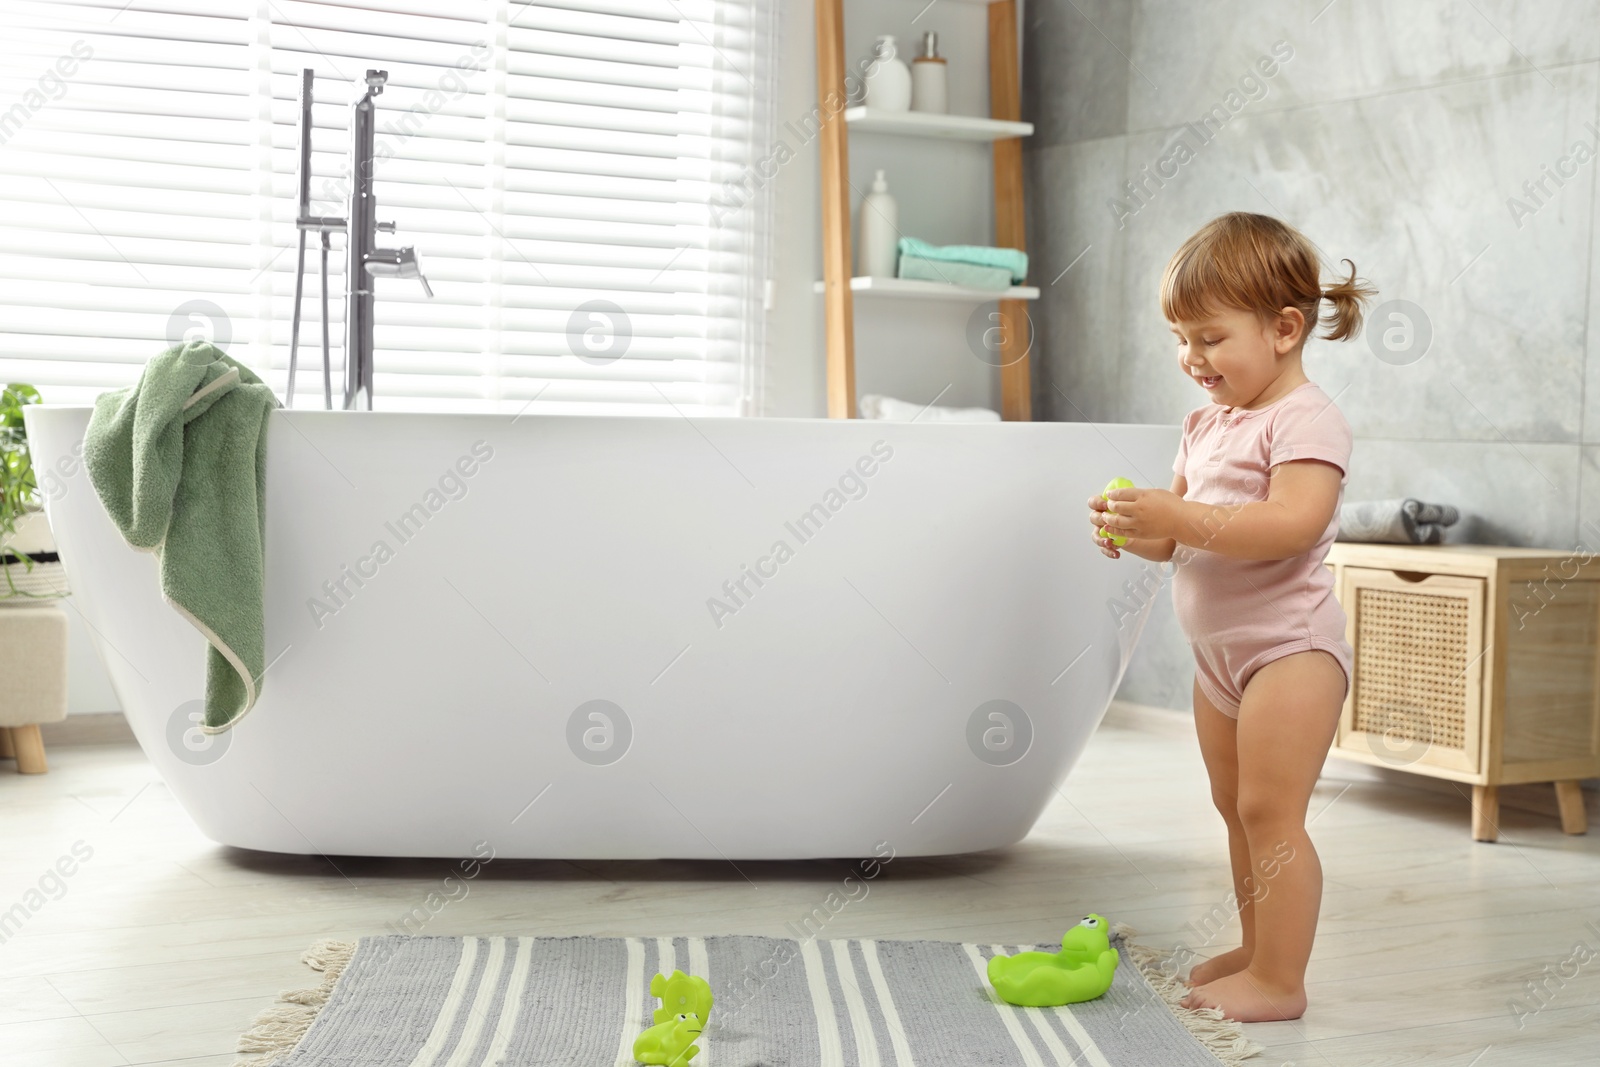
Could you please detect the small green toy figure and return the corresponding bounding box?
[1099,477,1135,547]
[650,969,713,1025]
[634,970,714,1066]
[633,1012,704,1067]
[987,914,1119,1007]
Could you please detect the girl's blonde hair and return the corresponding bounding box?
[1160,212,1376,342]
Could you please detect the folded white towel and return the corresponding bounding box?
[1337,498,1461,544]
[858,394,1001,423]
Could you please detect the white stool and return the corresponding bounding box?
[0,602,69,774]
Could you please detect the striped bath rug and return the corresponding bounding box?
[235,932,1261,1066]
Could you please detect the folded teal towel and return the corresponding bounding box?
[897,254,1014,291]
[896,237,1028,284]
[84,342,279,731]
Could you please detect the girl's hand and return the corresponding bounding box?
[1087,494,1123,558]
[1101,486,1189,542]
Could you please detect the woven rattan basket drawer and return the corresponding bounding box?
[1335,567,1486,775]
[1326,543,1600,841]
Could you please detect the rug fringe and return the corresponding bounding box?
[1113,922,1264,1066]
[232,939,357,1066]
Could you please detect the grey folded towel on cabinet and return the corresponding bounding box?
[1337,498,1460,544]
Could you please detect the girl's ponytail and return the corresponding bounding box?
[1319,258,1378,342]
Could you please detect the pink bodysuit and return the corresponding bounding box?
[1171,380,1354,717]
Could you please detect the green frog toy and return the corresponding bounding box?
[987,914,1119,1007]
[633,1012,704,1066]
[634,969,714,1066]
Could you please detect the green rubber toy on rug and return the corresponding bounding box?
[987,914,1119,1007]
[650,969,713,1025]
[634,970,713,1066]
[1099,477,1134,547]
[633,1013,704,1067]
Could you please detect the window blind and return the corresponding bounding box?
[0,0,774,416]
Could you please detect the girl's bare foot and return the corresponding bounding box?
[1180,969,1307,1022]
[1184,946,1252,988]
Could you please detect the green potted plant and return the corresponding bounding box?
[1,384,68,599]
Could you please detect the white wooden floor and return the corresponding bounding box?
[3,703,1596,1067]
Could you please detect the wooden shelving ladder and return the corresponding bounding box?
[813,0,1031,421]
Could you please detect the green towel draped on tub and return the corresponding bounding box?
[85,341,279,731]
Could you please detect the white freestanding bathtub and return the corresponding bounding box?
[26,406,1178,860]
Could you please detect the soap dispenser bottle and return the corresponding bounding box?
[864,35,912,112]
[911,32,947,113]
[857,169,899,278]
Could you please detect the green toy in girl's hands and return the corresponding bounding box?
[987,914,1119,1007]
[1099,477,1135,547]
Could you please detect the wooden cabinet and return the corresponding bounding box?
[1325,543,1599,841]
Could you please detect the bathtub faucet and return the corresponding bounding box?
[284,68,434,411]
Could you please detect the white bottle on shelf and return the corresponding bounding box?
[864,35,912,112]
[857,169,899,278]
[911,31,947,114]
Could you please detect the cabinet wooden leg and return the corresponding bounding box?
[0,727,13,759]
[11,724,46,774]
[1471,785,1499,842]
[1554,781,1588,835]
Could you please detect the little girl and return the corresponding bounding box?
[1088,212,1374,1022]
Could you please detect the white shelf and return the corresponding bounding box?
[813,276,1039,301]
[843,107,1033,141]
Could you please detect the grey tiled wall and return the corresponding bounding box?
[1023,0,1600,710]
